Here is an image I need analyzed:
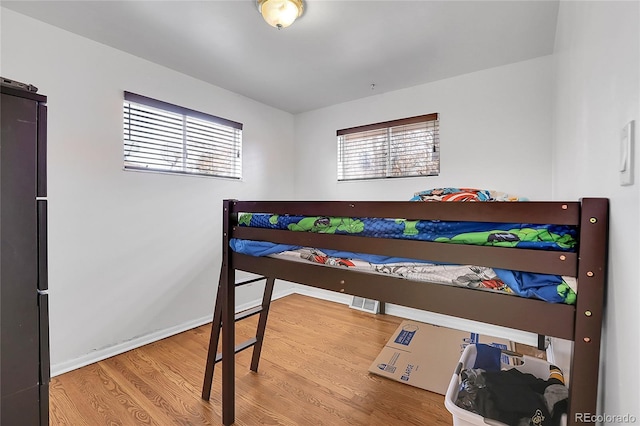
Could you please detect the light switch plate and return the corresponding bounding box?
[620,120,634,186]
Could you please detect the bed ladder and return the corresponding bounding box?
[201,275,275,400]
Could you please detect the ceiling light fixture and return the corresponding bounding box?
[257,0,304,30]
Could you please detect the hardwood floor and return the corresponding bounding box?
[49,294,454,425]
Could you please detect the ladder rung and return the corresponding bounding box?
[219,307,263,327]
[202,276,276,402]
[214,338,258,363]
[234,277,266,287]
[235,306,262,322]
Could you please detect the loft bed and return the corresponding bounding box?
[201,197,609,426]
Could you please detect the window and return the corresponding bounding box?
[123,92,242,179]
[337,113,439,181]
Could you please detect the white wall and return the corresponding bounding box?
[1,8,295,374]
[291,56,558,346]
[294,56,555,201]
[552,1,640,422]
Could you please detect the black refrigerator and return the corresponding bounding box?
[0,81,50,426]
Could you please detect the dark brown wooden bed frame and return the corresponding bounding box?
[202,198,609,426]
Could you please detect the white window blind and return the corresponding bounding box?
[123,92,242,179]
[337,113,439,181]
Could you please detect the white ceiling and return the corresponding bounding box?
[2,0,559,114]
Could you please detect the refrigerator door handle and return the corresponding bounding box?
[37,200,48,291]
[37,103,47,197]
[38,292,50,386]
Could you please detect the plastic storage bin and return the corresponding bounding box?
[445,344,564,426]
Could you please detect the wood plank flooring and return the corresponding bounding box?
[49,294,454,425]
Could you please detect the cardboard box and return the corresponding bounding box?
[369,320,513,395]
[514,342,547,360]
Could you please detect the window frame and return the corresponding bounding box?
[123,91,243,179]
[336,113,439,181]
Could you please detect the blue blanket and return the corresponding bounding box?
[238,214,577,251]
[230,239,577,304]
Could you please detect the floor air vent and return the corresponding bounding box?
[349,296,380,314]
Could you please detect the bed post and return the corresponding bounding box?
[221,199,237,426]
[568,198,608,425]
[201,269,224,401]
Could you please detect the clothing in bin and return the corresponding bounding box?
[454,344,567,426]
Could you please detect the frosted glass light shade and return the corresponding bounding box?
[258,0,304,29]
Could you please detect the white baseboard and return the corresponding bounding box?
[51,315,213,377]
[50,287,295,377]
[294,285,539,346]
[292,284,353,305]
[52,284,540,377]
